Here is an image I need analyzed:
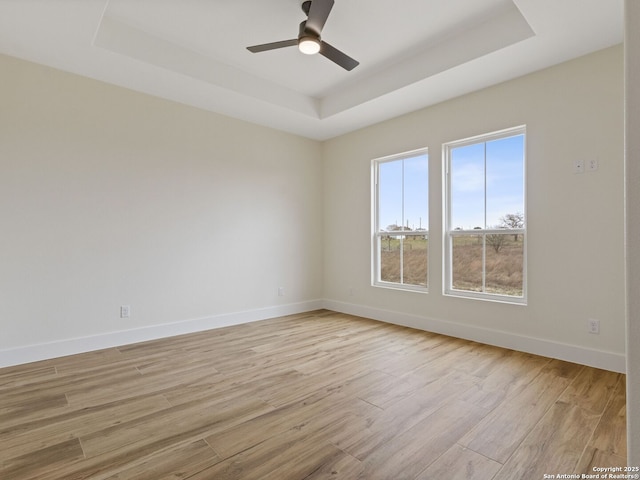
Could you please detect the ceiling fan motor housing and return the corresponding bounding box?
[299,21,319,41]
[246,0,359,71]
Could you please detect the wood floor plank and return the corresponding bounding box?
[0,364,142,410]
[65,361,218,408]
[384,337,470,382]
[80,394,273,459]
[559,366,621,415]
[414,444,502,480]
[205,389,353,460]
[458,370,572,463]
[541,358,586,379]
[0,365,58,390]
[357,399,491,480]
[0,362,124,428]
[0,395,172,462]
[582,375,627,460]
[51,348,125,375]
[0,310,626,480]
[162,368,304,407]
[100,439,219,480]
[0,393,69,429]
[574,447,628,476]
[31,428,218,480]
[0,438,85,480]
[255,361,377,408]
[332,370,477,460]
[302,450,364,480]
[355,369,420,409]
[460,351,553,411]
[194,403,369,480]
[492,401,601,480]
[450,342,513,378]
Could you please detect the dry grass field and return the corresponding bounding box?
[380,234,524,296]
[380,237,428,287]
[452,235,524,296]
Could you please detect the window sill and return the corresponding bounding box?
[444,289,527,306]
[373,282,428,294]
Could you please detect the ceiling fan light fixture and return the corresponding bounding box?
[299,36,320,55]
[247,0,358,70]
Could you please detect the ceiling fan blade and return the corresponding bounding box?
[247,39,298,53]
[306,0,334,35]
[320,41,359,71]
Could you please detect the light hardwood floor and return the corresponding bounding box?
[0,310,627,479]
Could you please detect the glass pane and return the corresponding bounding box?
[486,233,524,296]
[451,234,483,292]
[378,161,403,232]
[380,235,401,283]
[403,154,428,232]
[451,143,485,230]
[486,134,525,228]
[403,235,428,287]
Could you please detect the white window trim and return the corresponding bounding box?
[372,148,429,292]
[443,126,527,305]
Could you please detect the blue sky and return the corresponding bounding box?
[378,153,428,231]
[451,134,525,229]
[377,134,524,232]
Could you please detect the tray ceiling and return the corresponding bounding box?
[0,0,623,140]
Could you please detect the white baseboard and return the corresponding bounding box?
[1,298,626,373]
[0,300,324,369]
[323,299,627,374]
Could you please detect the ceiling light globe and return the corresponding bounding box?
[299,37,320,55]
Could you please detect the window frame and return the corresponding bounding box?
[372,148,429,293]
[443,126,527,304]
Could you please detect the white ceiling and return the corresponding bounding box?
[0,0,623,140]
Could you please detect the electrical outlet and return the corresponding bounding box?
[587,159,599,172]
[574,159,585,174]
[120,305,131,318]
[278,287,284,297]
[588,318,600,334]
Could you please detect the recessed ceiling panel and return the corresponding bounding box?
[0,0,623,140]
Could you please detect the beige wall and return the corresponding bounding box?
[625,0,640,464]
[0,45,627,376]
[0,54,323,362]
[323,46,625,370]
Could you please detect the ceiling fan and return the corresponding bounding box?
[246,0,359,71]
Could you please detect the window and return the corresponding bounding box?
[444,126,526,303]
[373,149,429,291]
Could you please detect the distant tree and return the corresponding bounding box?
[499,212,524,241]
[382,225,403,251]
[486,232,507,253]
[381,234,392,251]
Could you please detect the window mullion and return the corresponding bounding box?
[483,142,487,293]
[483,141,487,230]
[482,233,487,293]
[399,237,404,284]
[400,159,405,283]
